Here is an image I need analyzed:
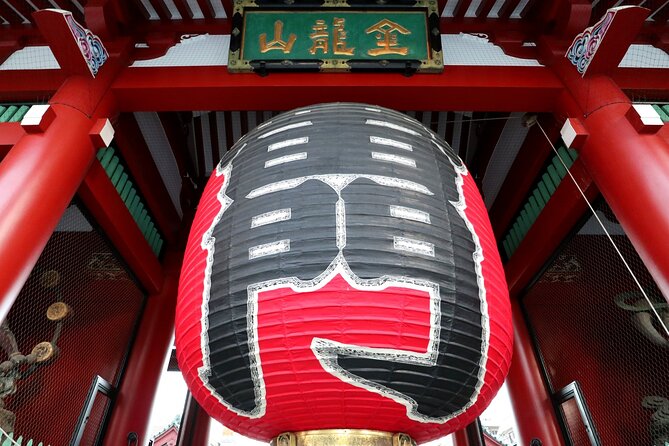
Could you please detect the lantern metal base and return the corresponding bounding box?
[270,430,416,446]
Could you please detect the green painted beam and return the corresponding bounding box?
[91,144,165,256]
[652,104,669,122]
[502,139,582,259]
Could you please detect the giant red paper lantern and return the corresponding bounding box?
[176,103,513,443]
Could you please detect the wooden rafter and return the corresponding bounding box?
[222,0,233,18]
[649,0,669,23]
[497,0,524,19]
[476,0,498,19]
[0,1,29,24]
[5,0,35,23]
[148,0,172,20]
[195,0,214,18]
[172,0,193,20]
[453,0,473,18]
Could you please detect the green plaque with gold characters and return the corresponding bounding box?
[228,1,443,74]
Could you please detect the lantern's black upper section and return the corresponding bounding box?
[202,103,485,421]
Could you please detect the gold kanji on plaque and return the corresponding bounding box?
[333,18,355,55]
[259,20,297,54]
[309,19,329,54]
[365,19,411,56]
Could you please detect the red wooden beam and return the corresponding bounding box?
[129,16,230,34]
[78,160,164,293]
[112,66,564,112]
[0,122,25,158]
[0,24,44,46]
[84,0,116,39]
[505,158,598,296]
[613,68,669,100]
[113,113,182,243]
[0,37,20,65]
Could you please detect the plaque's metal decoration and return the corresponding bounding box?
[228,0,443,74]
[615,292,669,347]
[63,11,109,77]
[642,396,669,446]
[176,103,512,443]
[566,9,615,75]
[0,271,71,434]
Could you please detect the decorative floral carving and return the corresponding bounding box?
[566,10,615,75]
[64,13,108,77]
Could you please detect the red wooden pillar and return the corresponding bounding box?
[0,93,101,322]
[178,393,212,446]
[550,6,669,300]
[452,430,471,446]
[506,299,565,446]
[556,65,669,301]
[103,252,181,446]
[0,8,125,324]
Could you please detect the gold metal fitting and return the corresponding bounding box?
[31,341,55,363]
[39,270,60,289]
[271,430,416,446]
[46,302,71,321]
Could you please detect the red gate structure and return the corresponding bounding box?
[0,1,667,445]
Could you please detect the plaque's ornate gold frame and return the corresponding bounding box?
[228,0,443,73]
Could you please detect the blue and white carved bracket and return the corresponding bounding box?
[64,12,108,77]
[566,9,615,76]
